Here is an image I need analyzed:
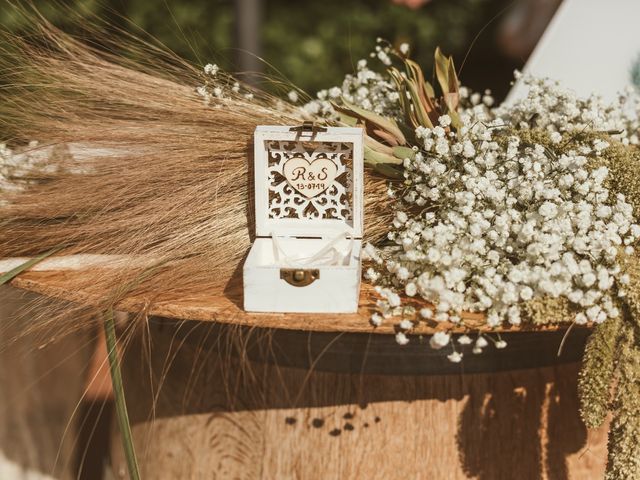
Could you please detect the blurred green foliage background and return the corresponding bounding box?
[0,0,518,98]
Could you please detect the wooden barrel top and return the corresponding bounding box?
[3,258,590,372]
[6,268,575,335]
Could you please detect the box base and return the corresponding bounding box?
[243,237,362,314]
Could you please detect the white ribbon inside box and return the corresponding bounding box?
[243,124,364,313]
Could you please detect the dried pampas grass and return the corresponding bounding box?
[0,8,391,317]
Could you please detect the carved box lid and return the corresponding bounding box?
[253,125,364,239]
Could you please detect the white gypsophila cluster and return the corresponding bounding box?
[498,74,640,146]
[303,54,400,119]
[366,83,640,357]
[196,64,254,103]
[0,141,55,204]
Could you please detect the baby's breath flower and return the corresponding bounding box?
[550,131,562,144]
[395,331,410,345]
[438,115,452,127]
[399,319,413,330]
[290,46,640,363]
[429,331,451,349]
[447,351,463,363]
[370,313,383,327]
[302,45,401,118]
[420,307,433,319]
[203,63,219,75]
[365,74,639,358]
[405,282,417,296]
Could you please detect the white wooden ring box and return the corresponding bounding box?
[243,124,364,313]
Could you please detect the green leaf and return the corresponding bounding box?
[405,59,439,128]
[392,146,416,161]
[335,111,358,127]
[334,99,406,145]
[365,135,394,155]
[373,163,404,180]
[0,247,63,285]
[434,47,450,97]
[372,128,401,147]
[405,78,432,129]
[445,56,460,110]
[423,80,435,99]
[406,60,438,113]
[448,109,463,131]
[365,145,403,166]
[434,47,462,131]
[102,262,171,480]
[388,67,417,129]
[434,48,460,112]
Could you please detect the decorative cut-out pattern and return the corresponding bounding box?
[266,141,353,220]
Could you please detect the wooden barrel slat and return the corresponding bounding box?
[110,319,607,479]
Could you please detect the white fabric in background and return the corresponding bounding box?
[506,0,640,104]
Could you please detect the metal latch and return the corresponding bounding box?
[280,268,320,287]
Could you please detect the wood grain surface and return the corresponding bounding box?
[8,270,574,335]
[108,319,608,480]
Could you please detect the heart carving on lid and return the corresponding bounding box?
[282,156,338,199]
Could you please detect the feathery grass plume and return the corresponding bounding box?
[0,5,391,323]
[605,320,640,480]
[578,314,621,428]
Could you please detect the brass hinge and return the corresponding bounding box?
[289,121,328,135]
[280,268,320,287]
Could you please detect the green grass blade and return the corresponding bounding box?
[0,247,63,285]
[103,309,141,480]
